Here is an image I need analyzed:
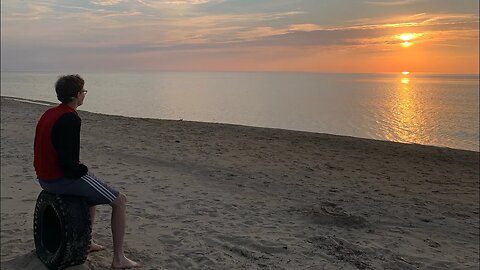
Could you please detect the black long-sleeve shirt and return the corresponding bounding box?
[52,113,88,178]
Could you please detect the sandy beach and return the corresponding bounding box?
[1,96,479,269]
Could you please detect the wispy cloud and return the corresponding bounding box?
[229,12,478,48]
[4,3,53,21]
[2,2,117,21]
[365,0,422,6]
[236,24,322,41]
[1,0,478,73]
[341,13,479,31]
[91,0,125,6]
[135,0,220,9]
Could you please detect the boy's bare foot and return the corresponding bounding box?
[111,256,141,269]
[89,240,105,252]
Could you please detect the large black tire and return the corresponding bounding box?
[33,190,92,270]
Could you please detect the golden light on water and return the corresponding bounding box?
[382,75,430,147]
[401,71,411,84]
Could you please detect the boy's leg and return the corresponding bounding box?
[110,194,140,269]
[39,173,139,267]
[89,206,105,252]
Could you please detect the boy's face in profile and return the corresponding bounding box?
[76,89,87,107]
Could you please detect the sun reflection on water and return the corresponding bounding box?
[382,75,430,145]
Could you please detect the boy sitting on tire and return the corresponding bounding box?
[34,74,140,269]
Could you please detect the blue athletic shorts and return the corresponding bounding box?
[38,171,119,206]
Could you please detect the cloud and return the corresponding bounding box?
[365,0,422,6]
[1,0,478,72]
[230,11,478,47]
[4,3,53,21]
[135,0,220,9]
[288,24,322,32]
[91,0,125,6]
[83,10,306,45]
[336,12,479,31]
[236,24,322,41]
[1,1,142,22]
[163,0,212,4]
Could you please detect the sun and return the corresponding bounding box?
[399,33,415,41]
[396,33,421,47]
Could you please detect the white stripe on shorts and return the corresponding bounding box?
[84,175,116,202]
[83,176,115,202]
[82,175,116,202]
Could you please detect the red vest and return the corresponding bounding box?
[34,104,77,180]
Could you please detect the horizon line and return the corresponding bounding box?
[1,69,479,76]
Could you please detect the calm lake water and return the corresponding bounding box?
[1,71,479,151]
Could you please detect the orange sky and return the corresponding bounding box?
[1,0,479,73]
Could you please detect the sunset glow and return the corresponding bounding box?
[402,72,410,75]
[397,33,423,48]
[1,0,478,73]
[401,78,410,84]
[399,33,415,41]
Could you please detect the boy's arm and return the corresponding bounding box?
[52,113,88,178]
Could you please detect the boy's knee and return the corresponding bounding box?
[111,193,126,207]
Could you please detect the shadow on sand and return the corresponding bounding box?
[1,251,91,270]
